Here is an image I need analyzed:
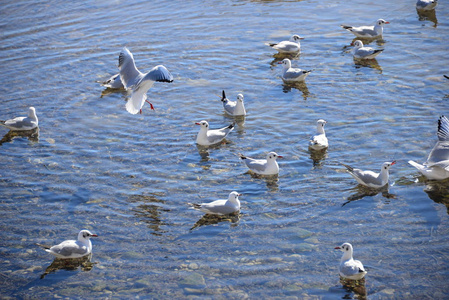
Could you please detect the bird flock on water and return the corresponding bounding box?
[0,0,445,285]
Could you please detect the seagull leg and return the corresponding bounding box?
[145,100,155,111]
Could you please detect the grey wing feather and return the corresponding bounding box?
[144,65,174,83]
[245,158,267,173]
[51,244,87,257]
[118,47,141,89]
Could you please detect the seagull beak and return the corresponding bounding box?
[238,193,242,196]
[385,21,390,24]
[334,246,341,249]
[195,122,201,125]
[277,61,283,64]
[91,234,98,237]
[277,155,284,159]
[391,160,396,165]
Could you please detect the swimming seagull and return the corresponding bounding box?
[309,119,328,150]
[118,47,174,114]
[278,58,312,82]
[221,90,246,116]
[239,152,283,175]
[351,40,384,60]
[268,35,304,54]
[335,243,367,280]
[102,73,124,89]
[195,120,234,146]
[0,107,38,131]
[341,19,389,38]
[416,0,438,10]
[37,230,98,259]
[188,191,241,215]
[342,161,396,188]
[408,115,449,180]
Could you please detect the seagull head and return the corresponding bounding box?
[335,242,353,253]
[291,35,305,42]
[229,191,242,200]
[351,40,364,48]
[278,58,291,68]
[195,120,209,129]
[237,94,244,103]
[377,19,389,26]
[267,152,283,160]
[383,161,396,170]
[78,230,98,241]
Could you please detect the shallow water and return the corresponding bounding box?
[1,0,448,299]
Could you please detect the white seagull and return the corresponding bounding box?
[102,73,124,89]
[195,120,234,146]
[341,19,389,38]
[38,230,98,259]
[239,152,283,175]
[189,191,241,215]
[309,119,328,150]
[118,47,173,114]
[268,35,304,54]
[221,90,246,116]
[416,0,438,10]
[409,115,449,180]
[335,243,367,280]
[0,107,38,131]
[352,40,384,60]
[278,58,312,82]
[342,161,396,188]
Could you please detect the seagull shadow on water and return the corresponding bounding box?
[269,52,300,67]
[417,8,438,27]
[130,193,169,236]
[413,177,449,215]
[308,147,328,168]
[338,277,368,300]
[282,81,310,100]
[342,184,396,206]
[245,171,280,192]
[196,141,232,162]
[190,213,241,230]
[353,57,382,72]
[40,254,96,279]
[0,127,39,146]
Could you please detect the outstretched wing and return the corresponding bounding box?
[118,47,142,89]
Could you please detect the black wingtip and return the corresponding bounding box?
[341,163,353,172]
[269,43,277,47]
[437,115,449,141]
[239,153,247,160]
[221,90,227,102]
[444,75,449,80]
[228,123,235,130]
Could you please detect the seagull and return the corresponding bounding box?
[408,115,449,180]
[351,40,384,60]
[268,35,304,54]
[335,243,367,280]
[118,47,174,114]
[189,191,241,215]
[239,152,283,175]
[341,19,389,38]
[195,120,234,146]
[278,58,312,82]
[416,0,438,10]
[102,73,124,89]
[37,230,98,259]
[221,90,246,116]
[309,119,328,150]
[342,161,396,188]
[0,107,38,131]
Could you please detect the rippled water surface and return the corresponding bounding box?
[1,0,449,299]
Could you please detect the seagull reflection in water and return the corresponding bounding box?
[40,253,96,279]
[0,127,39,145]
[190,213,241,231]
[342,184,396,206]
[282,81,310,100]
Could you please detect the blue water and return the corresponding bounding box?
[0,0,448,298]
